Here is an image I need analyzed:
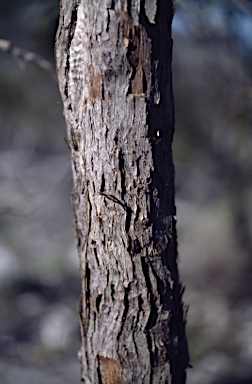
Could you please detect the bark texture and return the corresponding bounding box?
[55,1,189,383]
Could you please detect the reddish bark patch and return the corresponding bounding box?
[99,355,123,384]
[89,64,102,100]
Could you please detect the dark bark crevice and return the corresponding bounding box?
[117,286,129,341]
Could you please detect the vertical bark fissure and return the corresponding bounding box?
[55,0,189,383]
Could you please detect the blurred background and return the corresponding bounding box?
[0,0,252,383]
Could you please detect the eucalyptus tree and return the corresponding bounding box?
[55,1,188,383]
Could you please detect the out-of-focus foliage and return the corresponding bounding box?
[172,1,252,383]
[0,1,252,383]
[0,2,82,383]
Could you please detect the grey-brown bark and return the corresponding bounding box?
[55,0,189,383]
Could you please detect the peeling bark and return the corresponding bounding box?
[55,0,189,383]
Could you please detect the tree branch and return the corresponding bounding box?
[0,38,57,80]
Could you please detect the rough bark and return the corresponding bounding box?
[55,0,189,383]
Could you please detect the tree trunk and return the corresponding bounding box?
[55,0,189,383]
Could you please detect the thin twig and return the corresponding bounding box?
[0,38,57,81]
